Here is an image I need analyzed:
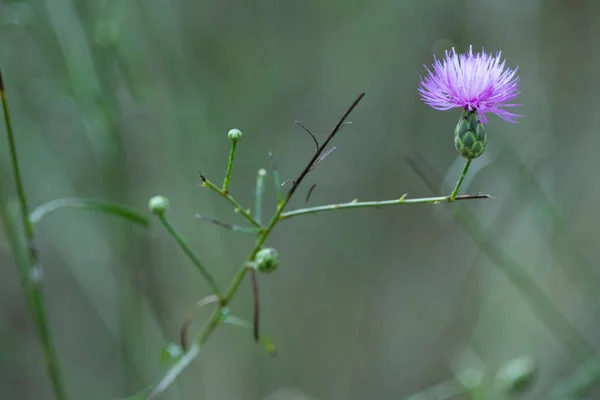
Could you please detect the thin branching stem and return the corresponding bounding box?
[149,195,289,399]
[280,193,492,220]
[147,93,367,399]
[201,176,263,230]
[146,93,500,400]
[222,139,238,194]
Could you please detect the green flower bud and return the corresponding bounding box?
[228,128,242,141]
[159,342,183,365]
[454,110,487,159]
[253,247,279,273]
[148,195,169,214]
[495,355,536,394]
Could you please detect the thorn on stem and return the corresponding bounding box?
[309,146,337,171]
[286,92,365,201]
[337,121,353,134]
[454,193,494,200]
[294,120,319,150]
[305,184,317,204]
[0,69,5,92]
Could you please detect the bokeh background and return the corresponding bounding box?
[2,0,600,399]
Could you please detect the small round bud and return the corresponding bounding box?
[495,355,536,394]
[253,247,279,274]
[258,168,267,177]
[160,342,183,365]
[454,110,487,160]
[148,196,169,214]
[228,129,242,141]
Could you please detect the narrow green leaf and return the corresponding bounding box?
[30,197,148,226]
[222,314,277,356]
[222,314,251,329]
[254,168,267,224]
[195,213,259,234]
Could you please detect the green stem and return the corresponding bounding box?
[147,181,490,398]
[149,191,488,397]
[157,213,221,297]
[201,177,262,230]
[30,282,68,399]
[254,169,266,224]
[146,167,490,399]
[280,193,491,220]
[449,158,472,202]
[148,193,293,399]
[0,200,68,400]
[146,94,492,398]
[30,197,148,226]
[0,70,68,400]
[149,344,201,396]
[222,139,238,193]
[1,76,33,242]
[223,201,289,302]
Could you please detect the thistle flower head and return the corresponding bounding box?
[419,46,521,123]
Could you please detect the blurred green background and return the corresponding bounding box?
[2,0,600,399]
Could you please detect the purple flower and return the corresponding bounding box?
[419,46,521,123]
